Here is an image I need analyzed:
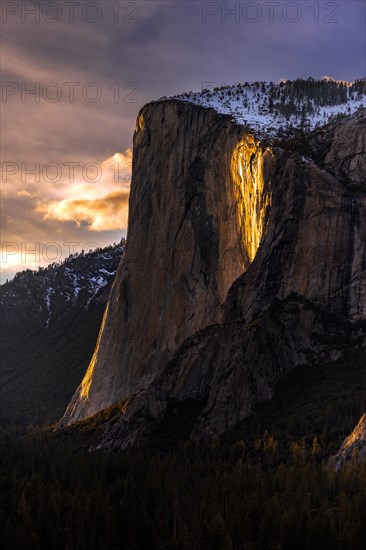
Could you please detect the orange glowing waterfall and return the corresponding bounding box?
[231,135,272,263]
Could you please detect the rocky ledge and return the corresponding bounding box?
[331,414,366,470]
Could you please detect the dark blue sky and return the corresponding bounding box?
[1,0,365,279]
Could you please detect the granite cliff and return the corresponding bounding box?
[61,90,366,449]
[62,102,275,424]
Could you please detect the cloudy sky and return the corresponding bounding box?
[1,0,365,281]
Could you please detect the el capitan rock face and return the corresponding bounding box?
[62,101,275,425]
[61,100,366,449]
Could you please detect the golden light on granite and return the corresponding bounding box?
[231,136,272,263]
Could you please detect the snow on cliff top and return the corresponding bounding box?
[161,78,366,138]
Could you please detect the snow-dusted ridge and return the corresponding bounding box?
[0,241,126,328]
[159,77,365,138]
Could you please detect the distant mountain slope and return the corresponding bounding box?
[163,77,366,138]
[0,242,125,425]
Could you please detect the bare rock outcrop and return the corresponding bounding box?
[308,108,366,189]
[331,413,366,470]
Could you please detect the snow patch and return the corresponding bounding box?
[161,80,365,139]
